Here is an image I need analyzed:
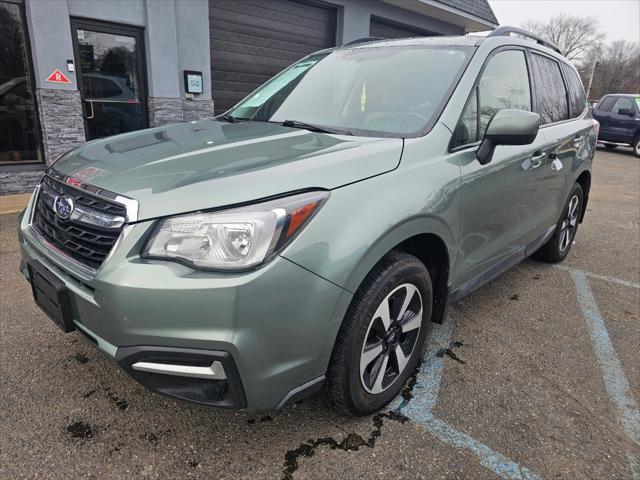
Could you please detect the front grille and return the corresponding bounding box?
[32,175,126,272]
[41,175,126,217]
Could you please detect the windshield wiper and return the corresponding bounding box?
[217,114,253,123]
[282,119,350,135]
[217,114,239,123]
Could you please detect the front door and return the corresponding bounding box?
[608,96,638,144]
[451,49,544,288]
[71,19,147,141]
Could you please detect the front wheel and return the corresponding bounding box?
[533,183,584,263]
[633,137,640,158]
[326,251,432,416]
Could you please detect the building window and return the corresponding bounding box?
[0,1,43,164]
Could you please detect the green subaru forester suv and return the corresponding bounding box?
[19,27,595,415]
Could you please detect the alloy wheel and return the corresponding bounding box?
[559,195,580,251]
[359,283,423,394]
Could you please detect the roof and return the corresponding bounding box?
[339,29,567,60]
[433,0,498,25]
[341,35,482,50]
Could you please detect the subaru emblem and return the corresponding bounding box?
[54,195,74,220]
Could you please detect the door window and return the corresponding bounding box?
[596,96,616,112]
[530,53,569,124]
[611,97,634,115]
[561,63,587,118]
[0,1,43,164]
[453,89,478,147]
[452,50,531,148]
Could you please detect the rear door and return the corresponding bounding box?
[452,48,546,287]
[528,53,585,231]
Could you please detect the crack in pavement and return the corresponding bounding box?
[281,411,409,480]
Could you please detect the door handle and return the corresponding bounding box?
[573,135,582,148]
[530,151,546,168]
[84,100,95,120]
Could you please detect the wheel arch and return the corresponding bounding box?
[393,233,451,324]
[344,217,454,325]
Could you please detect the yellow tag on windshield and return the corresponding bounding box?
[360,81,367,112]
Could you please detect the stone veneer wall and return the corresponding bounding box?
[148,97,215,126]
[183,99,215,122]
[36,89,86,163]
[0,170,45,195]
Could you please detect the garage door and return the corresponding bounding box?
[209,0,337,114]
[369,17,436,39]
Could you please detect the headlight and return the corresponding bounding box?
[142,191,329,271]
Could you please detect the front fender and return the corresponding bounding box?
[281,154,461,294]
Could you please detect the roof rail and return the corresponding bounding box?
[343,37,384,47]
[488,26,562,55]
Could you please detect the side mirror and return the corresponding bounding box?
[618,107,634,117]
[476,109,541,165]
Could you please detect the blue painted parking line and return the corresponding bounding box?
[557,264,640,290]
[392,265,639,479]
[391,318,541,480]
[393,315,451,417]
[569,270,640,478]
[570,270,640,446]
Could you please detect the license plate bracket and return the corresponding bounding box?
[28,260,75,333]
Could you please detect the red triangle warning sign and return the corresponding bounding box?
[46,69,71,84]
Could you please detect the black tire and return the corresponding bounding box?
[325,251,432,416]
[533,183,584,263]
[604,143,617,150]
[633,136,640,158]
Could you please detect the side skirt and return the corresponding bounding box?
[450,226,555,304]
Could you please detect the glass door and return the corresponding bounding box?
[71,19,147,141]
[0,1,43,164]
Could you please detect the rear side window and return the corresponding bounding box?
[530,53,569,124]
[561,63,587,117]
[452,50,531,148]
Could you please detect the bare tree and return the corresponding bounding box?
[579,41,640,99]
[522,14,604,63]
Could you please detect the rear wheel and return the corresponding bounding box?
[326,251,432,416]
[533,183,583,263]
[633,137,640,158]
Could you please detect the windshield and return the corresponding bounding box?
[229,45,471,137]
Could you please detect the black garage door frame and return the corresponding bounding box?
[209,0,338,115]
[369,15,439,39]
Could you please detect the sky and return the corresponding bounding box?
[489,0,640,43]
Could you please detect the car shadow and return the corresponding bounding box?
[596,145,637,157]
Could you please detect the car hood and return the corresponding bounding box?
[53,119,403,220]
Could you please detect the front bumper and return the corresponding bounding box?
[19,196,352,410]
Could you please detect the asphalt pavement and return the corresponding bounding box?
[1,147,638,479]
